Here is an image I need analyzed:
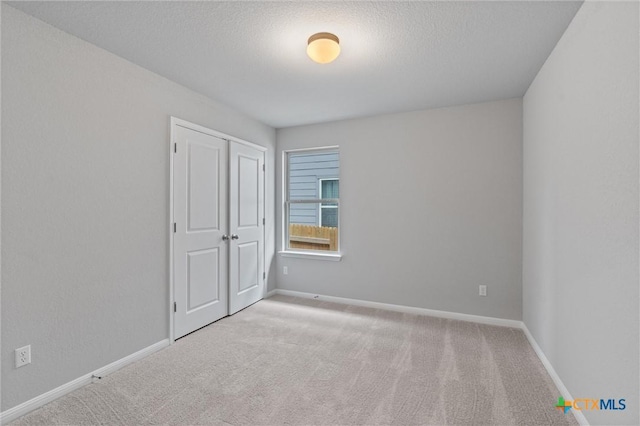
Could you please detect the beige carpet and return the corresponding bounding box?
[12,295,576,425]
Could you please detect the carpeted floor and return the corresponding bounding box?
[12,295,576,425]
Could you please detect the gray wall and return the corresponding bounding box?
[523,2,639,424]
[277,98,523,320]
[288,152,339,226]
[1,5,275,411]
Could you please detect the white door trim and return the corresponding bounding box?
[169,117,266,343]
[172,117,266,152]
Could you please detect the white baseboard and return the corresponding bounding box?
[521,325,589,426]
[273,289,522,328]
[0,339,170,425]
[265,288,278,298]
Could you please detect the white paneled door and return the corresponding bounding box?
[173,124,228,339]
[229,142,265,314]
[172,120,265,340]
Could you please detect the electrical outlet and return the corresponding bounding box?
[479,285,487,297]
[283,266,288,275]
[15,345,31,368]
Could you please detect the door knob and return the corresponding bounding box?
[231,234,239,240]
[222,235,230,241]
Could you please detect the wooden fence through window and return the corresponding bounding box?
[289,224,338,251]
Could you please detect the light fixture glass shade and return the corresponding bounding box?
[307,32,340,64]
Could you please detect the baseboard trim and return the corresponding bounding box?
[265,289,278,298]
[0,339,170,425]
[273,289,522,328]
[521,325,589,426]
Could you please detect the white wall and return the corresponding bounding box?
[523,2,639,425]
[1,5,275,411]
[277,98,523,320]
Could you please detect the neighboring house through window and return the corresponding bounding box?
[285,147,339,253]
[319,178,339,227]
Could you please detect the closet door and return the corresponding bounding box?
[229,142,265,314]
[173,124,228,339]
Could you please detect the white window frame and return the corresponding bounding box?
[280,146,342,261]
[318,178,339,227]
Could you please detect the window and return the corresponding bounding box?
[319,179,339,227]
[284,148,339,254]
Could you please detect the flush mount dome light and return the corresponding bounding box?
[307,32,340,64]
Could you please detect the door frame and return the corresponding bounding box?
[169,117,267,344]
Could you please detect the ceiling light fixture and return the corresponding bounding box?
[307,32,340,64]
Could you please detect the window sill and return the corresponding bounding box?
[278,250,342,261]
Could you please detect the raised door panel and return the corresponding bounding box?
[238,155,260,229]
[187,248,220,311]
[188,143,220,231]
[237,242,259,293]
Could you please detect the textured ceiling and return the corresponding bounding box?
[9,1,582,128]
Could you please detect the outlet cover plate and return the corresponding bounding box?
[15,345,31,368]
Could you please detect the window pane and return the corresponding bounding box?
[321,179,339,199]
[288,151,339,200]
[321,207,339,227]
[287,203,339,252]
[288,202,317,226]
[286,148,339,253]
